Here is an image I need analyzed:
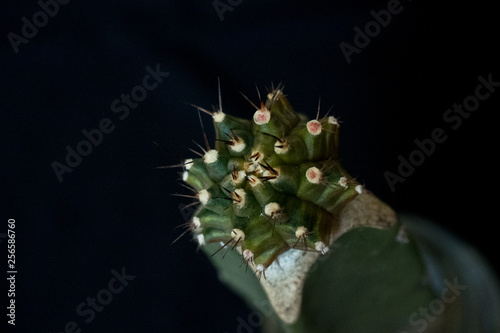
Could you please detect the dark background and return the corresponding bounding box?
[1,1,498,332]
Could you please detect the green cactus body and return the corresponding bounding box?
[181,88,361,272]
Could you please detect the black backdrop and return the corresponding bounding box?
[1,1,499,332]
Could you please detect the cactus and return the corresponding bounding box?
[180,86,371,281]
[182,85,363,267]
[170,83,500,333]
